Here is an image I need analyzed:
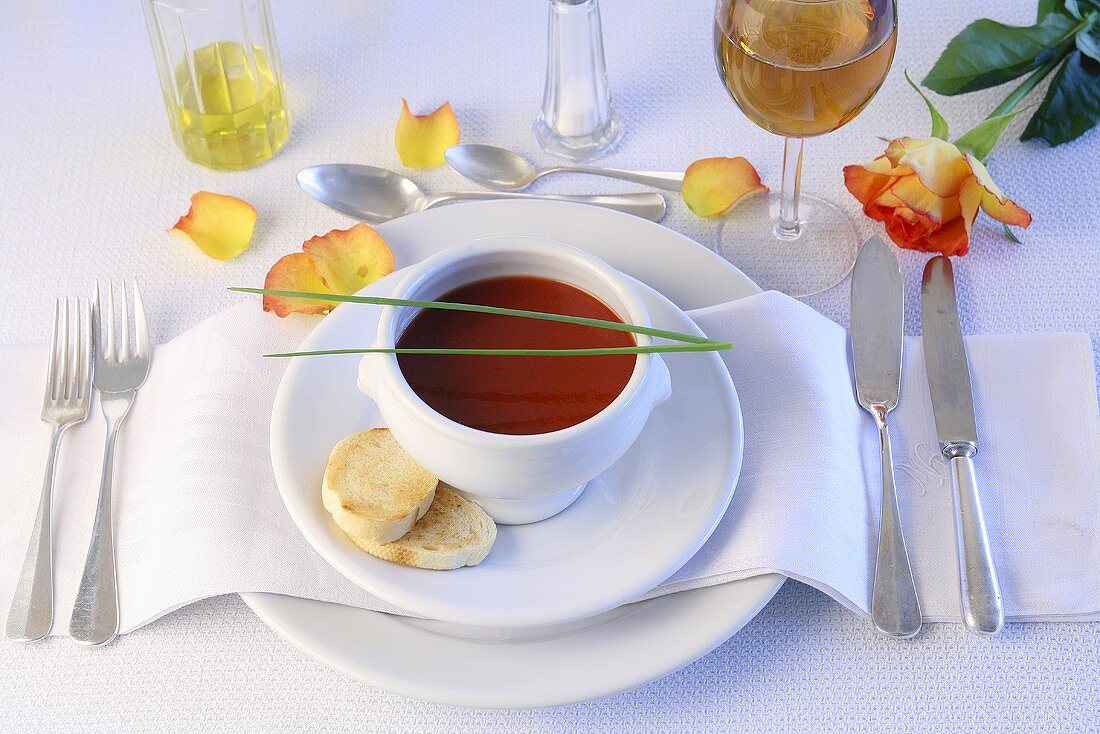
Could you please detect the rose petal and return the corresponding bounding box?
[890,174,961,224]
[843,155,910,207]
[171,191,257,260]
[681,157,768,217]
[880,204,939,249]
[303,223,395,295]
[885,137,971,198]
[863,189,905,223]
[262,253,337,317]
[863,154,912,177]
[919,217,970,257]
[395,99,460,168]
[963,154,1033,228]
[959,176,983,240]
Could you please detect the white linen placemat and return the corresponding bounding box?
[1,292,1098,635]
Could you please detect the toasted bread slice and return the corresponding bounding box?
[348,484,497,570]
[322,428,438,544]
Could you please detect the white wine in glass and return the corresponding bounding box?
[713,0,897,296]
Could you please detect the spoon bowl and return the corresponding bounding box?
[445,145,539,190]
[297,165,425,224]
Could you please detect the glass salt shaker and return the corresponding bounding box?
[533,0,623,161]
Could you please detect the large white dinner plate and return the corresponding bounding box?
[270,266,742,627]
[243,200,785,707]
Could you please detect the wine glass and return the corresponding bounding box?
[713,0,898,296]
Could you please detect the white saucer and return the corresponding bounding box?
[246,574,783,708]
[245,200,785,707]
[270,268,742,628]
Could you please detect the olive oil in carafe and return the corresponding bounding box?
[171,41,289,170]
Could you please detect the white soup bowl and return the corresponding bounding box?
[357,235,671,524]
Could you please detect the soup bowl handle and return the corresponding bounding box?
[356,350,389,400]
[643,354,673,412]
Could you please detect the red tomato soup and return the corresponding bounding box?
[395,276,636,435]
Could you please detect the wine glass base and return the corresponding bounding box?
[715,192,859,298]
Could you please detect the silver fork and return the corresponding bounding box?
[69,279,151,646]
[5,299,93,642]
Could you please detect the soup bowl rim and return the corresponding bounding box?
[363,235,661,447]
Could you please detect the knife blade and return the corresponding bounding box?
[852,237,903,410]
[851,236,922,638]
[921,256,1003,635]
[920,257,978,444]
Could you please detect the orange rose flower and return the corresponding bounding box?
[844,137,1031,256]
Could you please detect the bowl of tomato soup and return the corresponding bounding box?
[357,236,672,524]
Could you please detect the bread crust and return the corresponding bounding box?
[346,485,497,570]
[321,428,438,544]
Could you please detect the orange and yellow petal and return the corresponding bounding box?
[920,218,970,257]
[883,207,939,249]
[958,176,983,239]
[262,253,338,317]
[885,137,971,198]
[394,99,460,168]
[862,189,905,222]
[843,161,896,207]
[862,154,913,177]
[302,223,395,295]
[890,174,962,225]
[681,156,768,217]
[963,154,1033,228]
[981,192,1032,227]
[171,191,257,260]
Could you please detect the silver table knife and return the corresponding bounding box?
[921,256,1004,636]
[851,236,922,638]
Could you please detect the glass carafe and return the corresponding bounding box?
[141,0,290,170]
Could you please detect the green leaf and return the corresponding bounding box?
[263,343,732,359]
[905,71,949,139]
[1038,0,1065,19]
[1077,28,1100,62]
[228,287,722,346]
[954,111,1020,160]
[1001,223,1024,244]
[923,13,1080,95]
[1066,0,1084,19]
[1022,50,1100,145]
[1040,0,1100,19]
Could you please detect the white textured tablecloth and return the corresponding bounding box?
[1,0,1098,730]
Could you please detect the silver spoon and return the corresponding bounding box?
[445,145,685,192]
[297,165,666,223]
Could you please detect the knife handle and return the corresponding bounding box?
[871,408,923,639]
[947,446,1004,635]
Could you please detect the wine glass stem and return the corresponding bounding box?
[777,136,804,240]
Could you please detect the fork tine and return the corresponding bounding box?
[132,279,149,358]
[69,297,79,399]
[105,279,116,363]
[67,297,83,401]
[60,298,71,400]
[45,299,60,400]
[80,297,92,400]
[119,279,130,362]
[92,280,101,363]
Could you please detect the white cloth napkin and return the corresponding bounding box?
[2,293,1098,635]
[669,293,1100,621]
